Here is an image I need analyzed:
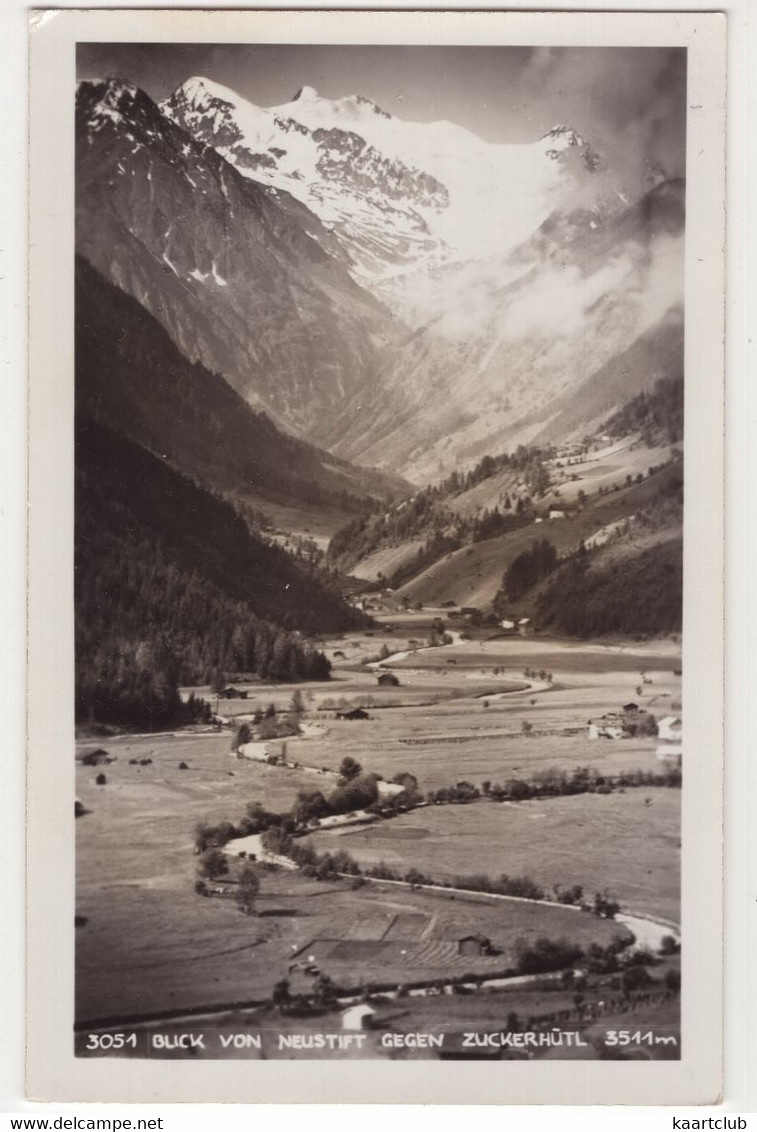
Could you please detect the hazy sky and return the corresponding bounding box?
[77,44,687,176]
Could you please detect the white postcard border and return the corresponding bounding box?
[27,7,726,1105]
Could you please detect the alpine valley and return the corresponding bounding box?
[75,58,686,1047]
[75,71,685,726]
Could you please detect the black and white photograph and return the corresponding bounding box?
[26,7,727,1105]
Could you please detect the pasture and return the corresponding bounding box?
[308,788,680,923]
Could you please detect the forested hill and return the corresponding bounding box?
[75,256,407,523]
[328,445,551,578]
[75,418,363,729]
[601,376,683,446]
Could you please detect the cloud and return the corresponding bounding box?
[522,47,687,185]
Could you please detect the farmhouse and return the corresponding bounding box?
[341,1004,376,1031]
[658,715,682,742]
[589,703,657,740]
[333,650,346,659]
[218,687,248,700]
[500,619,516,631]
[518,618,533,637]
[656,716,683,759]
[377,672,400,687]
[549,509,566,520]
[457,934,493,957]
[589,717,625,740]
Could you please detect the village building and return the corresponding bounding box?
[500,618,516,631]
[549,509,566,520]
[589,702,658,740]
[657,715,682,742]
[589,718,625,740]
[377,672,400,687]
[656,715,683,759]
[518,618,534,636]
[341,1004,376,1031]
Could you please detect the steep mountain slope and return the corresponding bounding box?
[76,78,400,440]
[76,415,364,637]
[75,414,376,726]
[533,305,684,444]
[324,180,685,482]
[77,75,685,487]
[75,256,408,537]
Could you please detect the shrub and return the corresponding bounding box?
[197,849,229,881]
[515,937,583,975]
[664,969,681,993]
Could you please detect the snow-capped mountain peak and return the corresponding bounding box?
[161,77,612,279]
[292,84,317,101]
[541,124,601,172]
[77,77,142,131]
[542,123,586,148]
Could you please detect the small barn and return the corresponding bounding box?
[500,619,516,631]
[341,1004,376,1031]
[337,707,370,721]
[549,509,566,520]
[80,749,114,767]
[377,672,400,687]
[518,618,533,637]
[622,702,640,714]
[458,934,492,957]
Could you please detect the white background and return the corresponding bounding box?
[2,0,754,1124]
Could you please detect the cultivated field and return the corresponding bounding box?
[309,789,680,923]
[76,630,680,1028]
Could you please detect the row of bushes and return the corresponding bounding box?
[424,765,681,809]
[260,834,622,919]
[484,764,681,802]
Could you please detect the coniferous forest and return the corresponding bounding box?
[534,537,683,638]
[75,417,362,729]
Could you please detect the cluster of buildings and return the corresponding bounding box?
[588,703,682,760]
